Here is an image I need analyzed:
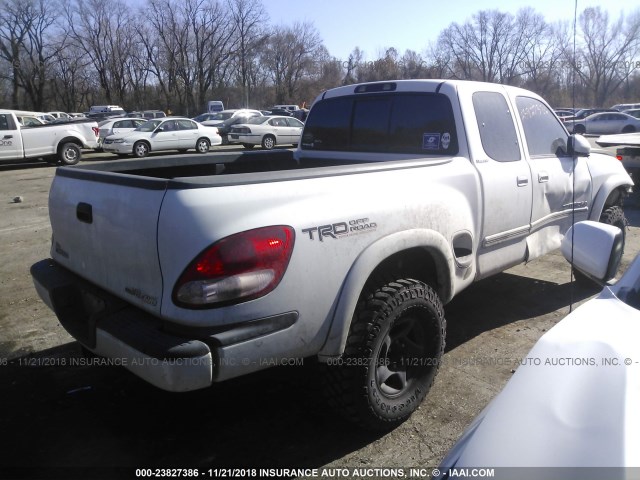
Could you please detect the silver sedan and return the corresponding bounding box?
[229,116,304,149]
[572,112,640,134]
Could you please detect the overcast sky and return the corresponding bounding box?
[262,0,638,60]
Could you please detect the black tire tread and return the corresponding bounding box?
[324,278,445,430]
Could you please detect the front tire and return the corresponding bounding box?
[574,124,586,135]
[58,142,81,165]
[133,141,149,158]
[325,278,446,430]
[600,205,627,251]
[196,138,210,153]
[242,143,255,149]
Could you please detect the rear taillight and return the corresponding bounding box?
[173,225,295,308]
[616,155,623,161]
[92,127,99,137]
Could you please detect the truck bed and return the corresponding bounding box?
[60,150,452,187]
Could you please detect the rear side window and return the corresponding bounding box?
[301,93,458,155]
[472,91,521,162]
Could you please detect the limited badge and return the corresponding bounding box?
[422,133,441,150]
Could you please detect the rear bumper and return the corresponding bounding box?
[31,259,298,392]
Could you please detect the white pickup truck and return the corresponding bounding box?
[31,80,632,430]
[0,110,99,165]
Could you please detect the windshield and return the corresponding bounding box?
[136,119,163,132]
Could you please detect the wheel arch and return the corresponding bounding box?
[56,136,82,150]
[133,139,152,153]
[317,229,454,360]
[590,181,632,221]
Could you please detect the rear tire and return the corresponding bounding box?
[242,143,255,149]
[325,278,445,430]
[58,142,81,165]
[196,138,210,153]
[622,125,636,134]
[574,124,586,135]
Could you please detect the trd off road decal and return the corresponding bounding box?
[302,218,377,242]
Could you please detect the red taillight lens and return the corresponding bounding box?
[616,155,623,161]
[173,226,295,308]
[92,126,99,137]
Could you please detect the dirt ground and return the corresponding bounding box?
[1,146,638,480]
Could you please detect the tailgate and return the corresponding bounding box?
[48,170,167,314]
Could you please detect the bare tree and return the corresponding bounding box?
[262,22,323,104]
[18,0,67,110]
[229,0,269,107]
[571,7,640,106]
[49,42,95,112]
[64,0,137,105]
[0,0,36,108]
[436,9,542,84]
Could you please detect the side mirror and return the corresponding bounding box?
[561,221,623,283]
[567,134,591,157]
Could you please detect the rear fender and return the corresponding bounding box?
[317,229,454,359]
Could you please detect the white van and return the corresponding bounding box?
[89,105,124,113]
[206,101,224,113]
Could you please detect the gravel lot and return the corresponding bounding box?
[1,144,638,479]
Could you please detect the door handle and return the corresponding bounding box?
[538,172,549,183]
[517,176,529,187]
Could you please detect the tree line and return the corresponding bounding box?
[0,0,639,115]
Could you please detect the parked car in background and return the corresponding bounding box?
[142,110,166,119]
[205,100,224,113]
[215,112,264,143]
[553,109,575,119]
[436,221,638,472]
[192,113,222,123]
[200,109,262,127]
[102,117,222,158]
[16,115,45,127]
[267,105,308,120]
[611,102,640,112]
[623,108,640,119]
[97,117,147,148]
[126,111,165,119]
[230,115,304,149]
[86,111,126,121]
[48,111,70,119]
[35,113,56,123]
[572,112,640,135]
[265,108,293,117]
[562,108,617,131]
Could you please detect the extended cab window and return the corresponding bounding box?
[301,93,458,155]
[0,114,15,130]
[472,91,521,162]
[516,96,568,157]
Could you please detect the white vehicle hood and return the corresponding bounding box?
[442,289,640,468]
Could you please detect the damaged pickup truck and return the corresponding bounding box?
[32,80,632,430]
